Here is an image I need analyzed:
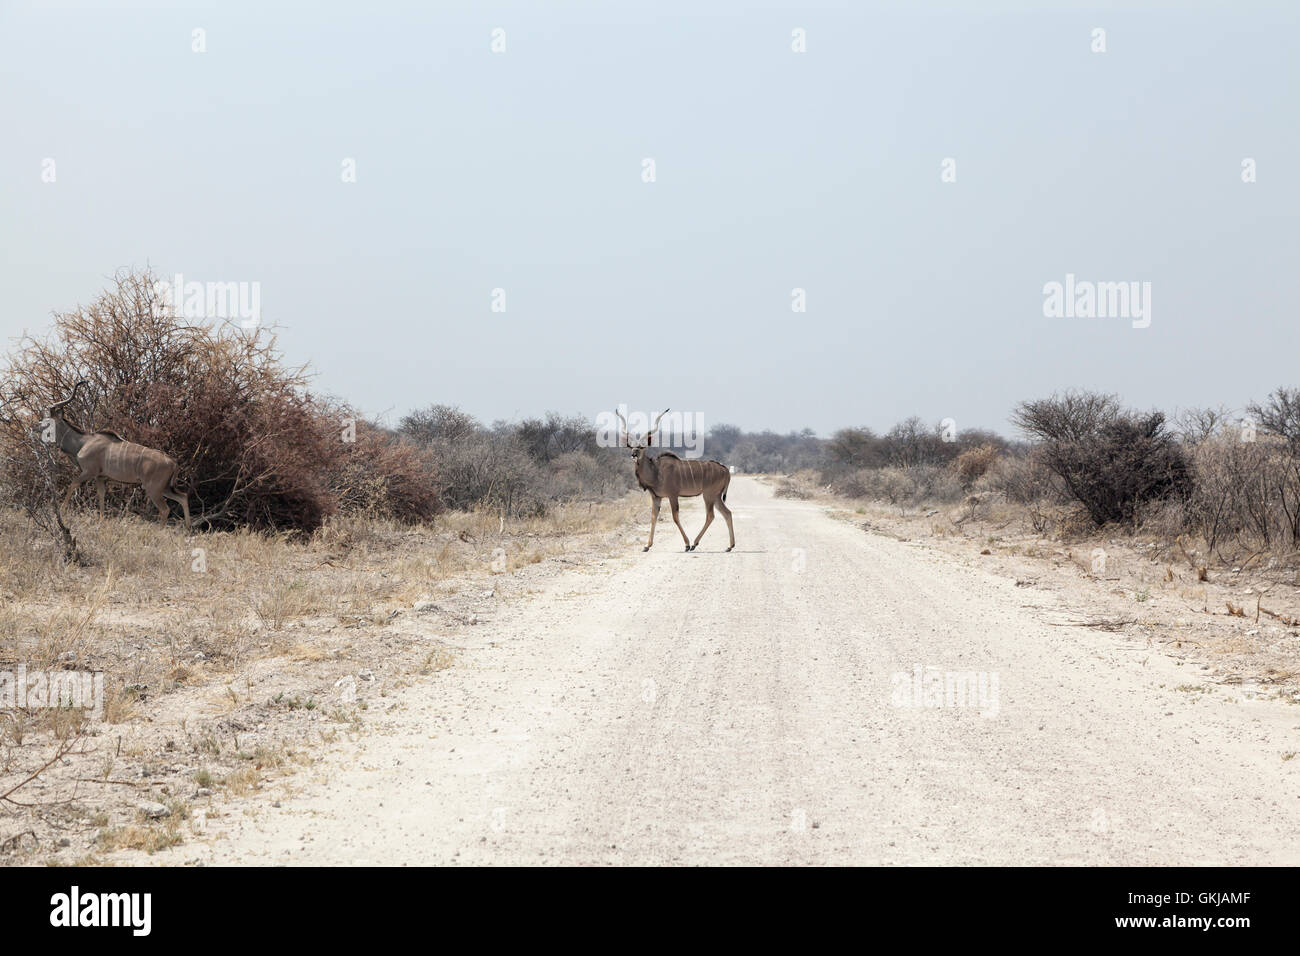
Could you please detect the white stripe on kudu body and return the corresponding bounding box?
[614,407,735,553]
[103,440,150,482]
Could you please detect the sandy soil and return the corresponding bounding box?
[106,475,1300,865]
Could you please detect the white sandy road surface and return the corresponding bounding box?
[179,477,1299,865]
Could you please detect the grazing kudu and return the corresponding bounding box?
[44,382,191,532]
[615,407,734,552]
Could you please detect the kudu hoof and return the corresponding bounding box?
[643,546,650,552]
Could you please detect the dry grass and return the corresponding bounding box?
[0,493,641,863]
[96,823,184,855]
[1,496,636,672]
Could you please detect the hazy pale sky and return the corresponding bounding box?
[2,0,1296,437]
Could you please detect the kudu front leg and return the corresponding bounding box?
[644,495,661,551]
[668,497,692,551]
[61,473,91,511]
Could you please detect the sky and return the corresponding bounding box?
[1,0,1296,438]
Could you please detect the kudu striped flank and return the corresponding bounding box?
[46,381,191,532]
[616,407,734,552]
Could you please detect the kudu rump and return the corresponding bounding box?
[45,381,192,531]
[616,407,734,552]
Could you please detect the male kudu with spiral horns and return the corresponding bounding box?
[615,407,734,552]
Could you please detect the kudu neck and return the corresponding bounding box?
[51,416,86,457]
[635,452,659,484]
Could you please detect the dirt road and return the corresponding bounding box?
[183,477,1300,865]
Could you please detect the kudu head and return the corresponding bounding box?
[42,380,89,455]
[614,407,669,462]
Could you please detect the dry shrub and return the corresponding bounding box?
[1012,393,1193,526]
[425,430,545,517]
[907,465,964,503]
[953,444,998,488]
[399,405,633,518]
[543,449,631,501]
[830,468,875,501]
[988,450,1064,504]
[0,270,440,534]
[325,411,441,523]
[832,465,963,507]
[1183,435,1300,555]
[773,477,812,499]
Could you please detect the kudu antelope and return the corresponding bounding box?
[616,407,734,552]
[44,382,191,532]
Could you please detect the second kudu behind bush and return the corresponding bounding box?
[45,381,191,531]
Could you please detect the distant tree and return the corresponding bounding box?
[1010,391,1121,444]
[707,423,742,457]
[730,440,761,472]
[955,428,1010,453]
[399,404,479,444]
[516,412,590,463]
[885,417,948,468]
[1173,406,1232,443]
[826,427,883,472]
[1247,388,1300,444]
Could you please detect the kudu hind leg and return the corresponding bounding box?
[161,466,191,532]
[716,497,735,551]
[145,482,172,526]
[162,489,190,532]
[692,500,716,550]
